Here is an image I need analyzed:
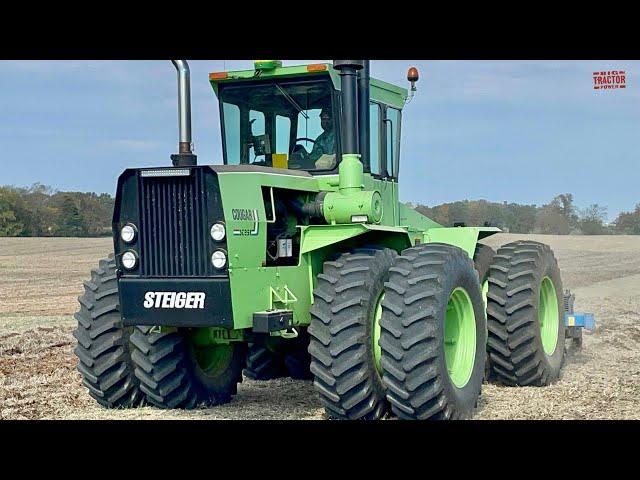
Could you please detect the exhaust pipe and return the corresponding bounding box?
[333,60,364,155]
[170,60,197,167]
[358,60,370,171]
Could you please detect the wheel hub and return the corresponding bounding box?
[539,276,559,355]
[194,344,234,378]
[444,287,476,388]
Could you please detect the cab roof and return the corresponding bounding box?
[209,62,408,110]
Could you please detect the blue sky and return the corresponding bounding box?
[1,60,637,221]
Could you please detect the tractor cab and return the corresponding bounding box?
[210,61,408,180]
[219,76,339,171]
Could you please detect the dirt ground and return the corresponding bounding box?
[1,235,639,420]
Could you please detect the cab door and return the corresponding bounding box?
[368,101,402,227]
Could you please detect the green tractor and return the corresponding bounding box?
[73,59,571,419]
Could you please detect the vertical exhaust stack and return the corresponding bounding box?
[333,60,363,156]
[170,60,197,167]
[319,60,382,225]
[358,60,370,172]
[332,60,364,194]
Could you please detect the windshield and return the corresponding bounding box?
[220,79,338,171]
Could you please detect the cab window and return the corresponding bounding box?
[220,80,337,172]
[248,110,266,163]
[369,103,381,175]
[275,115,291,155]
[386,107,401,178]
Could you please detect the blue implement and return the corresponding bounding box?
[564,312,596,331]
[563,290,595,348]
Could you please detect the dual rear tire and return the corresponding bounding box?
[473,243,496,381]
[486,241,565,385]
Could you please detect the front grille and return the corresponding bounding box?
[138,168,212,276]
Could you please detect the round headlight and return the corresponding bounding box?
[121,223,137,243]
[210,223,226,241]
[122,251,138,270]
[211,250,227,269]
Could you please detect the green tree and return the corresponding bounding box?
[59,195,87,236]
[0,187,23,236]
[579,204,608,235]
[535,204,570,234]
[507,203,537,233]
[550,193,579,231]
[614,204,640,234]
[14,184,59,236]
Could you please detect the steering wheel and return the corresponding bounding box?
[290,137,318,169]
[294,137,317,146]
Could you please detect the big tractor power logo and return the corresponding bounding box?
[593,70,626,90]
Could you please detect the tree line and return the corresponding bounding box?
[1,186,639,237]
[0,184,114,237]
[413,193,640,235]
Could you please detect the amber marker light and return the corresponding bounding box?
[209,72,229,80]
[307,64,328,72]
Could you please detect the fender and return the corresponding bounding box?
[423,226,501,257]
[300,223,412,254]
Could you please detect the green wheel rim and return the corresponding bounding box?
[194,344,234,378]
[539,276,559,355]
[444,287,477,388]
[372,292,384,373]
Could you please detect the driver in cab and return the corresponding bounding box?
[288,106,337,170]
[308,107,336,166]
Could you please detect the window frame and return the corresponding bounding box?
[218,77,342,174]
[367,101,384,177]
[383,105,402,181]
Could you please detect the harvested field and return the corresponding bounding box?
[1,235,639,420]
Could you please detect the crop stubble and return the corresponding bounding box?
[1,235,639,420]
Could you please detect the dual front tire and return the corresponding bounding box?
[308,248,396,419]
[308,244,487,420]
[74,256,245,410]
[73,255,144,408]
[380,244,487,419]
[130,327,246,408]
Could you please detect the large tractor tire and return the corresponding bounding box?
[131,327,246,409]
[308,248,397,420]
[244,330,312,381]
[244,344,287,380]
[282,329,313,380]
[473,243,495,305]
[73,255,144,408]
[473,243,496,382]
[380,243,486,420]
[486,240,565,386]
